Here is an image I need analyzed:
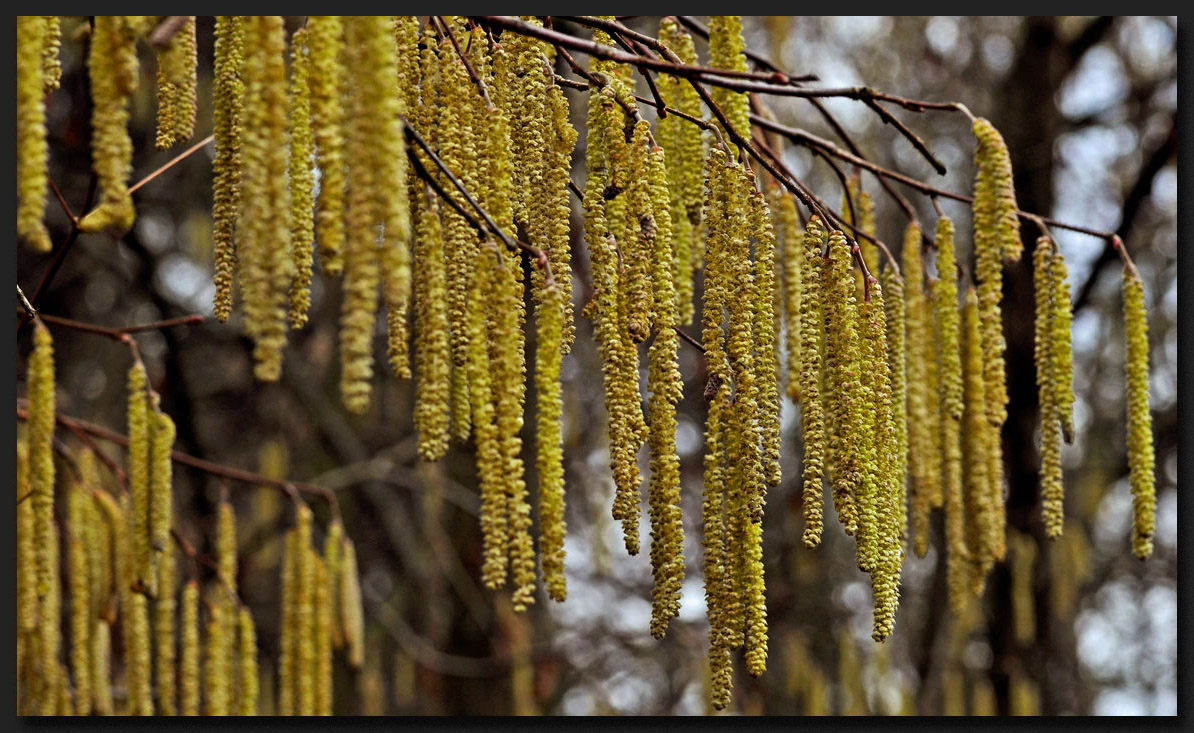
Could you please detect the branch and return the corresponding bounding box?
[148,16,192,48]
[25,311,205,342]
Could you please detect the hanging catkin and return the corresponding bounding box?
[149,407,175,594]
[155,541,176,715]
[900,223,935,556]
[413,195,451,460]
[545,79,578,352]
[1051,252,1075,444]
[17,441,38,637]
[961,287,995,594]
[288,27,315,330]
[154,17,197,149]
[308,16,348,275]
[882,268,909,545]
[313,553,333,715]
[236,605,258,715]
[646,144,684,637]
[292,506,315,715]
[212,16,244,323]
[775,191,803,401]
[68,482,92,715]
[1033,236,1064,539]
[77,16,139,235]
[16,16,52,252]
[215,498,239,711]
[708,16,751,141]
[340,538,365,669]
[29,323,60,714]
[1122,267,1155,559]
[823,230,862,536]
[277,528,297,715]
[42,16,61,92]
[798,216,827,547]
[239,16,293,382]
[91,620,113,715]
[322,521,344,649]
[124,501,154,715]
[536,283,568,602]
[751,189,782,488]
[126,364,153,597]
[179,580,200,715]
[204,596,230,715]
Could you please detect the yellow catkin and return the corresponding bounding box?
[238,15,293,382]
[293,507,315,716]
[127,589,154,715]
[546,81,579,352]
[179,581,199,715]
[154,17,197,149]
[42,16,61,92]
[204,596,229,715]
[68,483,92,715]
[126,364,152,597]
[646,145,683,636]
[1051,252,1075,443]
[238,606,259,715]
[314,553,332,715]
[1034,237,1064,539]
[77,16,138,235]
[776,191,803,400]
[413,196,451,460]
[703,395,733,711]
[623,120,657,343]
[882,269,909,545]
[17,440,38,636]
[752,190,782,488]
[901,223,937,556]
[212,16,244,323]
[824,230,862,536]
[277,528,297,715]
[340,538,365,669]
[215,498,239,712]
[708,16,751,141]
[16,16,52,252]
[1123,269,1155,559]
[537,283,568,602]
[658,18,705,325]
[91,620,113,715]
[1010,531,1036,645]
[798,217,827,547]
[322,522,344,650]
[308,16,348,275]
[154,541,176,715]
[288,27,315,330]
[962,287,995,594]
[150,408,175,593]
[470,248,508,589]
[29,323,60,713]
[972,117,1015,428]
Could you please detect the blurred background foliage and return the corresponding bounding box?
[16,16,1176,715]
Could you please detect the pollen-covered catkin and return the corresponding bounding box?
[76,16,139,235]
[962,287,995,594]
[17,441,38,636]
[288,27,315,330]
[42,16,61,92]
[624,120,657,344]
[277,528,297,715]
[127,364,153,596]
[179,580,200,715]
[537,283,568,602]
[708,16,751,142]
[204,596,229,715]
[154,17,197,149]
[212,16,244,323]
[751,189,782,488]
[127,588,154,714]
[1122,269,1155,560]
[238,15,293,382]
[340,538,365,669]
[294,506,315,716]
[901,223,936,556]
[1033,237,1064,539]
[799,217,827,547]
[776,192,803,400]
[882,268,909,545]
[1050,251,1075,443]
[313,553,332,715]
[413,197,451,461]
[150,408,175,591]
[308,16,347,275]
[17,16,52,252]
[322,521,344,649]
[154,541,176,715]
[824,230,861,536]
[972,117,1014,427]
[68,484,92,715]
[30,323,61,709]
[238,605,259,715]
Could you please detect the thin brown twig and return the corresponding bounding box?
[17,173,97,334]
[436,16,493,109]
[148,16,192,47]
[47,176,77,225]
[127,133,215,195]
[26,311,205,342]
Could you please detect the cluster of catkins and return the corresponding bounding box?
[17,324,364,716]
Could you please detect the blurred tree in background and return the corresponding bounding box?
[16,16,1176,716]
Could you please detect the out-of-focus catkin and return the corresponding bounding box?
[314,553,332,715]
[204,597,229,715]
[901,223,936,556]
[962,287,996,594]
[1050,251,1075,443]
[17,16,52,252]
[1122,269,1155,560]
[150,408,175,593]
[154,541,176,715]
[340,538,365,669]
[77,16,138,235]
[68,483,92,715]
[238,606,259,715]
[212,16,244,323]
[180,581,200,715]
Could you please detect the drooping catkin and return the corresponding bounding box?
[545,81,579,351]
[294,506,315,716]
[824,230,862,536]
[1050,251,1075,443]
[882,269,909,545]
[277,528,297,715]
[1033,237,1064,539]
[322,521,344,649]
[127,589,154,715]
[1122,269,1155,560]
[702,393,733,711]
[77,16,138,235]
[212,16,244,323]
[16,16,52,252]
[900,223,937,556]
[150,408,175,592]
[961,287,995,594]
[972,117,1015,429]
[308,16,348,275]
[413,195,451,461]
[42,16,61,93]
[234,605,258,716]
[708,16,751,141]
[751,190,782,488]
[179,580,199,715]
[154,17,197,149]
[776,191,803,401]
[536,283,568,602]
[340,538,365,669]
[204,596,230,715]
[287,27,315,330]
[798,216,827,547]
[238,15,293,382]
[68,484,92,715]
[154,541,176,715]
[126,364,153,597]
[935,217,963,420]
[313,553,332,715]
[91,620,113,715]
[645,145,684,636]
[17,440,38,636]
[29,323,60,712]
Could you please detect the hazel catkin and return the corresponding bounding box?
[238,605,259,715]
[287,27,315,330]
[29,322,59,712]
[536,283,568,603]
[308,16,348,276]
[799,216,827,547]
[1122,268,1155,560]
[212,16,244,323]
[1033,236,1064,540]
[154,541,176,715]
[17,16,52,252]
